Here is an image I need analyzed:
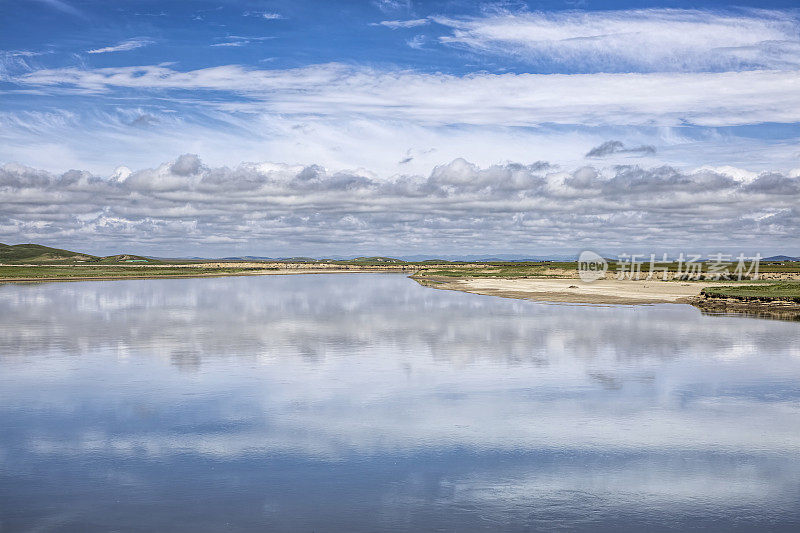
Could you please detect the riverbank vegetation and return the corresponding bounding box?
[700,282,800,303]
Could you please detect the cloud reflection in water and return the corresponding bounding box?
[1,274,799,531]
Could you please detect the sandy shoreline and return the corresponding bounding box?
[414,276,727,305]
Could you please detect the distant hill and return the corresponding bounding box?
[96,254,156,264]
[397,254,578,262]
[221,256,273,261]
[0,243,156,264]
[4,243,797,265]
[0,243,97,263]
[349,256,407,264]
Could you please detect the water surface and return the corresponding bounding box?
[1,274,799,531]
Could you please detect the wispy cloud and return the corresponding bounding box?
[0,50,45,78]
[435,9,800,72]
[15,63,800,128]
[373,1,412,14]
[406,35,426,49]
[211,36,275,47]
[35,0,83,18]
[243,11,284,20]
[373,19,429,29]
[86,38,153,55]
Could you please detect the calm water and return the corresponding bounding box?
[1,274,799,532]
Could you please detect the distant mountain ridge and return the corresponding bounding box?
[2,243,798,264]
[0,243,154,263]
[0,243,96,262]
[0,245,578,263]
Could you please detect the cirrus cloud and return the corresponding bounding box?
[86,38,154,54]
[13,63,800,128]
[373,18,430,29]
[434,9,800,72]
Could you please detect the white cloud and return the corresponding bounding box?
[0,50,45,78]
[406,35,426,49]
[86,38,153,54]
[434,9,800,71]
[2,105,797,182]
[373,0,412,14]
[211,36,274,47]
[373,18,429,29]
[15,63,800,128]
[243,11,284,20]
[1,156,798,255]
[35,0,83,18]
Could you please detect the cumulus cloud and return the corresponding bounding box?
[169,153,204,176]
[586,141,657,158]
[435,9,800,72]
[1,156,797,255]
[86,38,153,54]
[14,63,800,128]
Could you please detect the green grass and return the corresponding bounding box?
[0,243,97,263]
[701,282,800,303]
[0,243,162,264]
[417,262,576,278]
[414,260,799,279]
[3,242,799,279]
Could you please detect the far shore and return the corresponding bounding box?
[3,261,799,320]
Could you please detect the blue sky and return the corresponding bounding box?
[1,0,799,256]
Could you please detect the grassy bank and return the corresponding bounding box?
[414,262,577,278]
[700,282,800,303]
[412,260,798,279]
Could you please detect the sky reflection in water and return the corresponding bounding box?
[1,274,799,532]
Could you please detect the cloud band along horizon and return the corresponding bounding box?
[1,155,798,256]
